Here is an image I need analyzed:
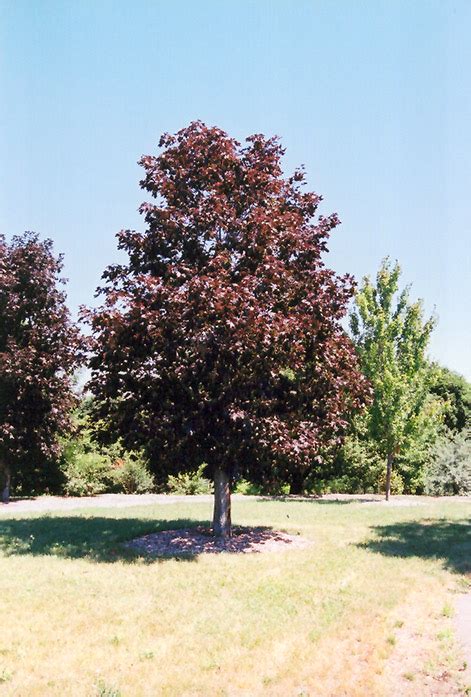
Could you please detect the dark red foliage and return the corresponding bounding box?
[86,122,369,484]
[0,233,82,491]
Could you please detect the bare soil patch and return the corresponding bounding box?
[384,590,468,696]
[454,594,471,685]
[124,525,313,556]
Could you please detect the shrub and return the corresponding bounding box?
[377,469,405,496]
[320,431,384,494]
[62,451,115,497]
[266,481,291,496]
[424,431,471,495]
[166,464,213,495]
[113,454,155,494]
[233,478,263,495]
[315,476,373,495]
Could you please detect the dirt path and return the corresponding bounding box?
[322,493,471,506]
[0,492,215,514]
[1,492,469,515]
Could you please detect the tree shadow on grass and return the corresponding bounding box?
[360,519,471,575]
[0,516,207,563]
[255,496,377,505]
[0,516,287,563]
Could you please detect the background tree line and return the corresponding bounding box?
[1,123,470,533]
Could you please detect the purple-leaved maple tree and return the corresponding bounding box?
[86,122,370,536]
[0,233,82,502]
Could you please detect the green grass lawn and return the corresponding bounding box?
[0,496,470,696]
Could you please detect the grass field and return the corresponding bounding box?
[0,496,470,696]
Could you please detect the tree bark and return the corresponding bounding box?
[1,465,11,504]
[213,468,231,538]
[385,452,393,502]
[290,469,306,496]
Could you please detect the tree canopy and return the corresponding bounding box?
[86,121,370,534]
[349,258,439,499]
[0,232,82,500]
[430,365,471,434]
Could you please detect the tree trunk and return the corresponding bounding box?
[1,465,11,504]
[290,469,305,496]
[213,468,231,538]
[385,452,393,502]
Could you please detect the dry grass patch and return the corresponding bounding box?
[382,587,468,696]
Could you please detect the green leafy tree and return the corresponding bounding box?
[350,259,439,499]
[424,430,471,496]
[430,366,471,433]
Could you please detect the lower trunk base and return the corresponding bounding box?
[213,468,231,538]
[385,453,393,501]
[2,471,10,504]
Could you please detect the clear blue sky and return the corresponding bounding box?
[1,0,470,379]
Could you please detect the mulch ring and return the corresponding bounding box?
[124,525,313,556]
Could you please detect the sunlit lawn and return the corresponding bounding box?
[0,496,470,696]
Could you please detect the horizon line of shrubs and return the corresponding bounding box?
[20,417,470,499]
